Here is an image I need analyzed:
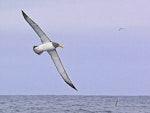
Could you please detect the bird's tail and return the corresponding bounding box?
[33,46,43,55]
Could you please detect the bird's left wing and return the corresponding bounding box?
[48,50,77,91]
[22,10,51,43]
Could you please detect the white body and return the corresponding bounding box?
[34,42,55,53]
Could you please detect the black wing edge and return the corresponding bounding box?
[22,10,28,19]
[65,81,78,91]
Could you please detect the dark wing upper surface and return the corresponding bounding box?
[22,10,51,43]
[48,50,77,90]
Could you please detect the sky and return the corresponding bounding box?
[0,0,150,95]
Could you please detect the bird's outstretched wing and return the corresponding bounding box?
[22,10,51,43]
[48,50,77,90]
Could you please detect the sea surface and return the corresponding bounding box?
[0,95,150,113]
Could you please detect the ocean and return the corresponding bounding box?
[0,95,150,113]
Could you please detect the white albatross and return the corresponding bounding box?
[22,10,77,91]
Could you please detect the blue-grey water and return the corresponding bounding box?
[0,95,150,113]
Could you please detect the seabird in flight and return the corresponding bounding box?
[119,28,124,31]
[22,10,77,91]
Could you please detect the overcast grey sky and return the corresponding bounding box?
[0,0,150,95]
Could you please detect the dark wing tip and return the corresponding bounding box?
[21,10,28,19]
[66,81,78,91]
[72,85,78,91]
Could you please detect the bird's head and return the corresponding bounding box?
[52,42,63,48]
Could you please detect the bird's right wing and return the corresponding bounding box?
[22,10,51,43]
[48,50,77,90]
